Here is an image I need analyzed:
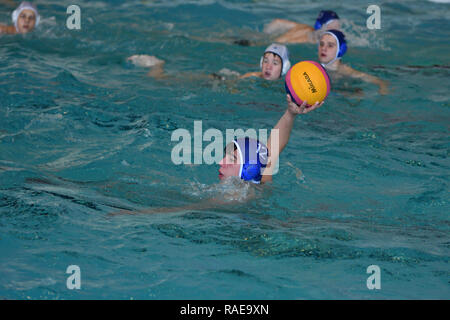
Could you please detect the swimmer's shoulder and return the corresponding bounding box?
[338,63,372,80]
[337,63,352,73]
[337,63,361,77]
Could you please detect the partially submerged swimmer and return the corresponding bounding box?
[219,96,324,184]
[127,54,166,78]
[239,43,291,80]
[0,2,40,35]
[129,44,291,82]
[111,95,323,215]
[128,54,233,83]
[318,30,389,95]
[265,10,341,44]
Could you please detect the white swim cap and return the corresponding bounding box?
[260,43,291,77]
[12,2,40,32]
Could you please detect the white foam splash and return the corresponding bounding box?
[187,177,252,202]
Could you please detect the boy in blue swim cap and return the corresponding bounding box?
[318,30,388,95]
[0,2,40,34]
[110,96,322,215]
[219,96,322,184]
[264,10,341,44]
[219,137,268,184]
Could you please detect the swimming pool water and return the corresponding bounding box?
[0,0,449,299]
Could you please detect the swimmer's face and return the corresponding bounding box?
[218,148,241,180]
[318,34,338,64]
[261,53,283,80]
[17,9,36,34]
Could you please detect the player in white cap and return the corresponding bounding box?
[240,43,291,81]
[0,2,40,34]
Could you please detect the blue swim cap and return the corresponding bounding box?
[314,10,339,30]
[323,29,347,58]
[233,138,268,184]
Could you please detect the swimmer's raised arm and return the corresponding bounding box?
[261,95,323,183]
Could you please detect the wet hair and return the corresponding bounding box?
[224,142,238,154]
